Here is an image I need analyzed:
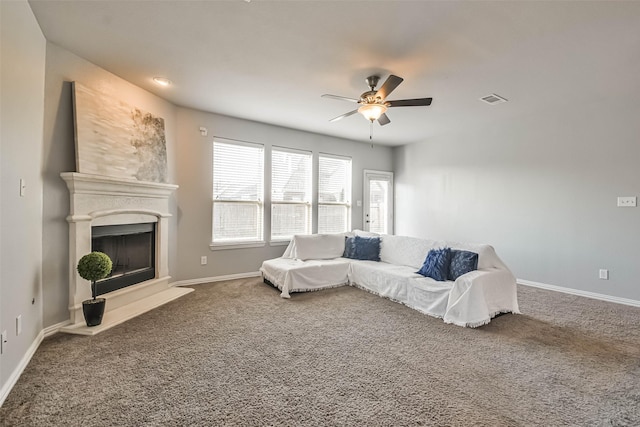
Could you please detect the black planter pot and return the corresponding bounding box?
[82,298,106,327]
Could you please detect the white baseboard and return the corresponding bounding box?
[518,279,640,308]
[171,271,261,287]
[43,320,71,338]
[0,330,44,408]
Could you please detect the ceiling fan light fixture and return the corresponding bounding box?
[322,74,432,129]
[358,103,387,122]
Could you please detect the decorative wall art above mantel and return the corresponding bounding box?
[72,81,168,183]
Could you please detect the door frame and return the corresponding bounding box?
[363,169,394,234]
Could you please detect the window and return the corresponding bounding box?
[212,142,354,244]
[212,139,264,245]
[271,147,312,240]
[318,154,352,234]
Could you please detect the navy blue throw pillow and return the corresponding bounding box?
[348,236,380,261]
[417,248,451,281]
[343,236,357,258]
[448,250,479,280]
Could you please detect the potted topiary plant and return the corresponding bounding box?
[77,251,113,327]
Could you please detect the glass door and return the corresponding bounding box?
[363,170,393,234]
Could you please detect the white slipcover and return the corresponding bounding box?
[379,234,437,268]
[260,257,350,299]
[260,233,520,327]
[443,268,519,327]
[348,260,414,302]
[282,232,350,260]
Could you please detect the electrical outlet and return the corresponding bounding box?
[16,315,22,336]
[617,196,637,207]
[599,269,609,280]
[200,256,208,266]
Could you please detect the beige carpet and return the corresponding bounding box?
[1,278,639,426]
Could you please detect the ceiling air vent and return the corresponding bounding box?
[480,93,508,105]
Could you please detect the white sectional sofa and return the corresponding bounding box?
[260,232,520,328]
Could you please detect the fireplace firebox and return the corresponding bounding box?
[91,223,156,295]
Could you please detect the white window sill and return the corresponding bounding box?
[269,240,291,247]
[209,241,266,251]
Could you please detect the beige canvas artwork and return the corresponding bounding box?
[72,82,168,183]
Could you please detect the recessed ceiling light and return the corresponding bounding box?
[153,77,172,87]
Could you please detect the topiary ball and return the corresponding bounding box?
[77,252,113,282]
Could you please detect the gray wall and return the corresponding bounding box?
[393,97,640,301]
[0,0,46,391]
[174,108,393,281]
[30,38,393,327]
[41,43,179,327]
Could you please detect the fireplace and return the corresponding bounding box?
[60,172,192,335]
[92,223,156,295]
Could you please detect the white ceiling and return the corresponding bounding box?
[28,0,640,146]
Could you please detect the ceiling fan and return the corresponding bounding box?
[322,74,433,127]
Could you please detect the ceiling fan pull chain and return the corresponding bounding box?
[370,121,373,140]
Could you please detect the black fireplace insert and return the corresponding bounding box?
[91,223,156,296]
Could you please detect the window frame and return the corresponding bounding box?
[211,138,265,249]
[211,141,358,249]
[270,146,313,242]
[318,153,352,235]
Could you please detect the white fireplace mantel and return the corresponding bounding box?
[60,172,192,335]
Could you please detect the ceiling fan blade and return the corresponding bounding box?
[322,94,360,103]
[377,113,391,126]
[386,98,433,107]
[376,74,404,101]
[329,109,359,122]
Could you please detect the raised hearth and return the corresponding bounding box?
[60,172,192,335]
